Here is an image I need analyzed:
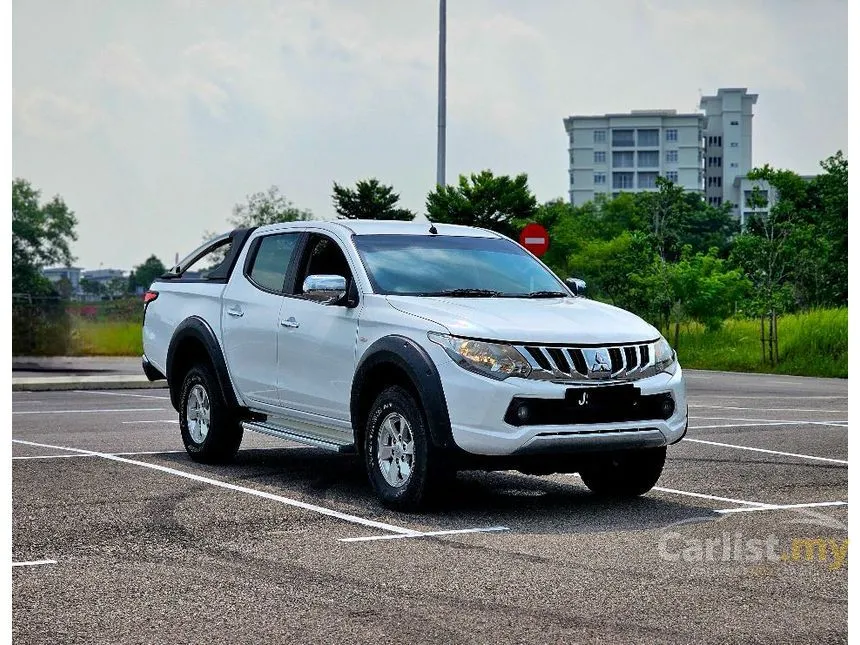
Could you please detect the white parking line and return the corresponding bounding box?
[694,395,847,400]
[120,420,179,424]
[715,501,847,514]
[11,439,417,536]
[691,404,846,414]
[12,450,187,460]
[691,416,847,427]
[651,486,769,507]
[12,560,57,568]
[12,408,166,415]
[74,390,170,400]
[684,438,848,465]
[340,526,510,542]
[692,422,848,430]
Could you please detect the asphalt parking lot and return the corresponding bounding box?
[12,370,848,644]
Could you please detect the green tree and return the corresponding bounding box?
[230,186,313,228]
[426,170,537,238]
[332,178,415,220]
[809,151,848,305]
[129,255,167,292]
[12,178,78,295]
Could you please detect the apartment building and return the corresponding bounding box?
[700,87,760,219]
[563,110,705,206]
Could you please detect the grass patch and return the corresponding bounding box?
[69,319,143,356]
[671,308,847,378]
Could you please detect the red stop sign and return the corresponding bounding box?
[519,223,549,257]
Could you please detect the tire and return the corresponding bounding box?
[179,364,243,463]
[579,446,666,497]
[364,386,444,511]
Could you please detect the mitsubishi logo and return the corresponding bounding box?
[582,348,613,379]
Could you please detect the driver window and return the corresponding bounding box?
[295,234,352,294]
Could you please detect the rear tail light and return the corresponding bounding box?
[144,291,159,305]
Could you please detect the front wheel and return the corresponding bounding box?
[179,365,243,463]
[365,386,444,511]
[579,446,666,497]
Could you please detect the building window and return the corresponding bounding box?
[666,129,678,142]
[594,151,606,164]
[570,150,575,164]
[638,172,658,189]
[569,133,575,145]
[637,129,659,147]
[594,172,606,185]
[666,170,678,183]
[638,151,659,167]
[612,129,635,147]
[717,157,722,167]
[717,177,722,187]
[717,136,722,146]
[593,130,607,143]
[612,151,634,168]
[730,120,739,125]
[730,142,738,147]
[665,150,678,164]
[612,172,634,189]
[730,162,737,167]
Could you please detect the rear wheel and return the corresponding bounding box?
[179,365,243,463]
[579,446,666,497]
[365,386,445,511]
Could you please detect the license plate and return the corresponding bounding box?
[565,384,639,408]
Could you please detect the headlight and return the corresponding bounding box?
[654,337,678,374]
[428,332,532,380]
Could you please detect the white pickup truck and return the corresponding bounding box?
[142,220,687,509]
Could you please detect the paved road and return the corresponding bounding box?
[12,372,848,644]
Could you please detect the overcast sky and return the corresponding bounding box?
[13,0,848,270]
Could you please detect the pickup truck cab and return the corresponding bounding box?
[142,220,687,509]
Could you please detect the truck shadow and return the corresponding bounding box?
[159,446,721,535]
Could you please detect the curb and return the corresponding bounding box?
[12,376,169,392]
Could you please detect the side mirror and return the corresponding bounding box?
[565,277,587,296]
[303,274,347,305]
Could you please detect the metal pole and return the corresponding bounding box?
[436,0,446,187]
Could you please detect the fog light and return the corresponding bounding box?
[517,404,530,423]
[661,398,675,418]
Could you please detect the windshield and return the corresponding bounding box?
[353,234,568,297]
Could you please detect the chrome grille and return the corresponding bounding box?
[514,341,659,382]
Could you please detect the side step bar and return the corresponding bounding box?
[241,420,356,454]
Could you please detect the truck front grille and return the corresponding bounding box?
[514,341,658,382]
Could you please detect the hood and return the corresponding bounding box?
[386,296,660,345]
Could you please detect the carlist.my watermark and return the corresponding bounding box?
[658,531,848,570]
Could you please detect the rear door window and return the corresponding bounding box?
[246,233,302,293]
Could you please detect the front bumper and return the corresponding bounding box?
[437,356,687,456]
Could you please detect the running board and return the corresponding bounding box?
[241,420,356,454]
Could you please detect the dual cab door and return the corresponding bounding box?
[221,230,360,423]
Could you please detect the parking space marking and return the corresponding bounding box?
[120,420,179,424]
[340,526,510,542]
[691,404,846,414]
[12,560,57,568]
[651,486,769,507]
[693,421,848,430]
[685,438,848,465]
[694,395,847,400]
[691,416,847,427]
[74,390,170,400]
[12,408,166,415]
[12,450,187,460]
[715,501,847,514]
[12,439,418,536]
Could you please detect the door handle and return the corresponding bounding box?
[227,306,244,317]
[280,316,300,328]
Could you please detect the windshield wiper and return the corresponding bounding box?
[419,288,504,297]
[520,291,569,298]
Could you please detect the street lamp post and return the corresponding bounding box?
[436,0,446,187]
